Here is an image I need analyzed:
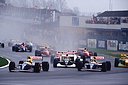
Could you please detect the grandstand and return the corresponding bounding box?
[84,10,128,51]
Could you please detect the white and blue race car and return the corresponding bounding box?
[76,56,111,72]
[9,56,49,73]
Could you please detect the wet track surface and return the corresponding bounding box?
[0,47,128,85]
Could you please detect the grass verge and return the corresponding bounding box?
[0,57,8,67]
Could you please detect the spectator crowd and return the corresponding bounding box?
[86,15,128,24]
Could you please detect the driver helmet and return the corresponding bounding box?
[27,56,32,64]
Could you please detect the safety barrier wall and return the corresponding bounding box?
[79,39,128,51]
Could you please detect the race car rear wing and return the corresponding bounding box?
[30,56,43,60]
[91,56,105,60]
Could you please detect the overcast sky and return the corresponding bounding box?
[66,0,128,13]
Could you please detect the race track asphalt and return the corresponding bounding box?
[0,47,128,85]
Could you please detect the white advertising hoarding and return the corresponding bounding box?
[98,40,105,48]
[107,40,118,51]
[119,42,128,51]
[87,39,97,48]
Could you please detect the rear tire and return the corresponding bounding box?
[42,62,49,71]
[76,61,83,71]
[106,61,111,71]
[9,62,15,72]
[34,63,41,73]
[12,46,15,51]
[53,59,58,68]
[101,62,107,72]
[1,43,4,48]
[114,58,119,67]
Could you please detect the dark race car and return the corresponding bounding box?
[77,48,97,57]
[0,42,4,48]
[35,46,54,57]
[12,43,32,52]
[9,56,49,73]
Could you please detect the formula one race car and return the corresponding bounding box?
[12,43,32,52]
[0,42,4,48]
[77,48,97,57]
[9,56,49,73]
[114,54,128,68]
[53,51,78,68]
[76,56,111,72]
[35,46,51,57]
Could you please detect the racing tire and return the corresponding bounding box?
[1,43,4,48]
[114,58,119,67]
[53,59,58,68]
[12,46,15,52]
[9,62,15,72]
[35,50,41,56]
[101,62,107,72]
[42,62,49,71]
[106,61,111,71]
[34,63,41,73]
[76,61,83,71]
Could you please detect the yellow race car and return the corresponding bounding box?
[114,54,128,68]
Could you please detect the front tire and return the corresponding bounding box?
[42,62,49,71]
[9,62,15,72]
[114,58,119,67]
